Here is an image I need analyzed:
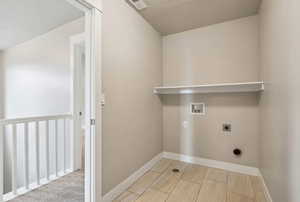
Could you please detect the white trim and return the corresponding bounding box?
[70,33,85,45]
[90,9,102,202]
[66,1,101,202]
[66,0,103,13]
[259,173,273,202]
[70,33,85,171]
[84,7,102,202]
[65,0,95,12]
[102,153,163,202]
[163,152,260,176]
[102,152,272,202]
[84,10,93,202]
[0,126,3,202]
[0,114,72,125]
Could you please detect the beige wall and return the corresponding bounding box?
[163,16,260,86]
[102,0,163,195]
[162,16,260,167]
[259,0,300,201]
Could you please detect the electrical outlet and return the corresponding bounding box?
[223,124,232,132]
[182,121,188,128]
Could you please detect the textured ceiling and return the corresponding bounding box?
[0,0,84,50]
[131,0,262,35]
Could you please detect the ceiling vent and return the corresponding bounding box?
[128,0,148,10]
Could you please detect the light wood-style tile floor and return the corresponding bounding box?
[113,158,269,202]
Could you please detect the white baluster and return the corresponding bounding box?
[11,124,17,195]
[55,119,58,177]
[45,120,50,180]
[24,123,29,189]
[35,121,40,185]
[0,114,72,197]
[63,119,67,173]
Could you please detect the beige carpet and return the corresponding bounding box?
[9,171,84,202]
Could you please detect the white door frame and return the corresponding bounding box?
[67,1,102,202]
[70,33,85,172]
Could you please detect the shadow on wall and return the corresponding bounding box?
[161,93,260,167]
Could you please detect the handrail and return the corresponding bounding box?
[0,113,74,201]
[0,114,73,125]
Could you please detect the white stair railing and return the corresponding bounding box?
[0,114,73,201]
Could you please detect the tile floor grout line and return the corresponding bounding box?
[190,178,207,201]
[164,161,204,202]
[118,158,268,202]
[154,159,182,201]
[131,170,163,198]
[163,174,179,202]
[203,166,210,182]
[249,175,259,200]
[225,171,229,202]
[193,179,204,202]
[137,162,170,200]
[133,160,176,202]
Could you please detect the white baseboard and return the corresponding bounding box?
[163,152,260,176]
[102,153,163,202]
[259,173,273,202]
[102,151,272,202]
[163,152,273,201]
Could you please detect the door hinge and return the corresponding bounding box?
[90,119,96,125]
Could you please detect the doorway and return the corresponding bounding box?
[0,0,101,202]
[71,33,86,172]
[67,1,102,202]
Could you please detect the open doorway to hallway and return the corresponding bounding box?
[0,0,98,201]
